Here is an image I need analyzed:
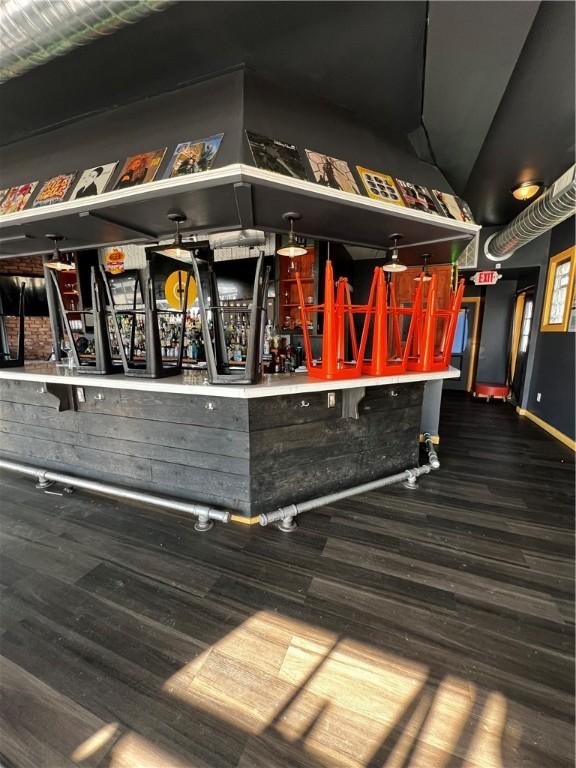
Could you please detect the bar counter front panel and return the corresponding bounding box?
[0,366,458,517]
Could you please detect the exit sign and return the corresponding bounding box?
[471,270,502,286]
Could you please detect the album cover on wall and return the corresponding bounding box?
[114,149,166,190]
[0,182,39,215]
[432,189,470,222]
[33,173,77,207]
[396,179,438,214]
[456,197,475,223]
[356,166,405,206]
[71,162,118,200]
[246,131,308,180]
[306,150,360,194]
[164,134,224,178]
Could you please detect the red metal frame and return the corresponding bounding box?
[407,274,465,372]
[296,260,372,380]
[297,265,464,379]
[361,267,420,376]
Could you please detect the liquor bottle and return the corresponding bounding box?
[295,343,304,368]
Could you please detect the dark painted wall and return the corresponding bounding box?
[0,68,455,199]
[0,70,245,189]
[475,278,517,383]
[243,71,454,193]
[526,217,575,439]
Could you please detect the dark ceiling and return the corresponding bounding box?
[0,0,574,227]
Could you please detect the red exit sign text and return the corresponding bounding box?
[471,271,501,286]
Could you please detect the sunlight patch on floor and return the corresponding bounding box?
[158,610,512,767]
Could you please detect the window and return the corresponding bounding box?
[519,299,533,353]
[541,246,576,332]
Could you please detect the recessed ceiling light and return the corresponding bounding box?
[511,180,543,201]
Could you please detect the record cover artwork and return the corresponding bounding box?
[71,162,118,200]
[114,149,166,190]
[246,131,307,180]
[33,173,77,207]
[356,166,405,206]
[0,182,38,215]
[456,197,475,223]
[306,150,360,194]
[396,179,438,214]
[432,189,469,221]
[164,134,224,178]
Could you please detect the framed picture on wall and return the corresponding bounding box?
[305,150,359,194]
[113,149,166,190]
[164,134,224,178]
[0,182,39,215]
[33,172,77,207]
[356,166,405,206]
[246,131,308,180]
[541,246,576,332]
[70,162,118,200]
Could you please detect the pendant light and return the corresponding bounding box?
[155,212,192,261]
[414,253,432,282]
[44,234,75,270]
[277,212,308,258]
[382,233,407,273]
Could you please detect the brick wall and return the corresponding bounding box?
[3,316,53,360]
[0,255,52,360]
[0,255,45,276]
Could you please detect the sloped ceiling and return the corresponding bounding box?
[0,0,573,227]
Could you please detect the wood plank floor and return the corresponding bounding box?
[0,392,573,768]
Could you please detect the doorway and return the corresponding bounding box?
[444,297,482,391]
[509,288,535,404]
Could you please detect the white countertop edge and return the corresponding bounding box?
[0,364,460,399]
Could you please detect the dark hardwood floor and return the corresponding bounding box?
[0,392,573,768]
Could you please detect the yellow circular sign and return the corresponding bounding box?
[164,271,197,310]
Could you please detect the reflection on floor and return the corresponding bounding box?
[0,393,573,767]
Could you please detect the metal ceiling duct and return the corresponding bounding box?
[0,0,170,83]
[485,165,576,261]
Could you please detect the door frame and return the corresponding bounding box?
[462,297,482,392]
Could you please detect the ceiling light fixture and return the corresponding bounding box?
[44,234,75,270]
[382,233,407,273]
[511,180,543,201]
[414,253,432,282]
[155,212,191,260]
[277,212,308,258]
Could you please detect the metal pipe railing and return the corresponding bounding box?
[0,458,230,531]
[259,435,441,530]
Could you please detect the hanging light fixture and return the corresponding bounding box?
[277,212,308,258]
[154,212,194,261]
[382,233,407,272]
[414,253,432,282]
[44,234,75,270]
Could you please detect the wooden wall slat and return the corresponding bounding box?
[0,421,249,475]
[76,412,249,461]
[248,390,343,431]
[77,388,250,432]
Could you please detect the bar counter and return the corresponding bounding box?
[0,364,458,519]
